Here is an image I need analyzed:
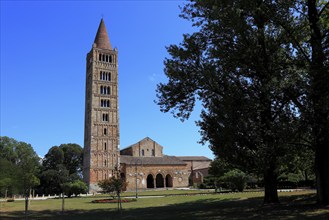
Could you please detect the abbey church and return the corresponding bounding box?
[83,19,211,193]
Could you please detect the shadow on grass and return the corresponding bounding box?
[1,194,328,220]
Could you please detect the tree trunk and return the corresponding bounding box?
[117,192,122,213]
[25,190,29,215]
[315,141,329,204]
[307,0,329,205]
[62,193,65,214]
[263,165,279,204]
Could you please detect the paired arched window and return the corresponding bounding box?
[100,86,110,95]
[102,113,109,122]
[100,99,110,107]
[100,71,111,81]
[98,53,113,63]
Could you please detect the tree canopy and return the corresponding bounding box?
[0,136,40,196]
[156,0,328,204]
[38,143,84,195]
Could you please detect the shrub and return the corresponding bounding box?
[220,169,248,192]
[62,180,88,197]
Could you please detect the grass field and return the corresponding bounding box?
[1,190,328,219]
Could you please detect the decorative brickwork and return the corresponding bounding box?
[83,20,211,193]
[83,19,120,193]
[119,138,190,191]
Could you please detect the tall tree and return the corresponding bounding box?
[0,136,40,196]
[156,0,301,203]
[59,143,83,176]
[303,0,328,205]
[42,146,64,170]
[264,0,329,204]
[39,144,83,195]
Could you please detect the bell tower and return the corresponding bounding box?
[83,18,120,193]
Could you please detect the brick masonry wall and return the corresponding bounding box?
[122,164,190,191]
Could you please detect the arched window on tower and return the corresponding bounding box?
[102,54,105,61]
[109,55,112,63]
[102,113,108,122]
[100,86,103,94]
[106,55,108,62]
[99,54,102,61]
[104,128,107,135]
[104,160,107,167]
[104,142,107,150]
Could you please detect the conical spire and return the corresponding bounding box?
[93,18,112,50]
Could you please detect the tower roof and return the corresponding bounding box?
[93,18,112,50]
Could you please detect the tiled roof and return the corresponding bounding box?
[120,155,186,165]
[177,156,212,161]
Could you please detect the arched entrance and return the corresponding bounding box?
[156,174,164,188]
[166,174,173,187]
[147,174,154,188]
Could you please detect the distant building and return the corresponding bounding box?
[83,19,211,193]
[120,137,190,190]
[177,156,212,186]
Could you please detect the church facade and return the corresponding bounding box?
[120,137,190,191]
[83,19,211,193]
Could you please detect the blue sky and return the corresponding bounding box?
[0,1,214,159]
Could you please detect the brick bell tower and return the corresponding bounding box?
[83,19,120,193]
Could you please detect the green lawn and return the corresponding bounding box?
[1,190,328,220]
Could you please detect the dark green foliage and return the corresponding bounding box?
[266,0,329,204]
[60,143,83,175]
[156,0,301,203]
[208,158,231,177]
[98,177,127,195]
[42,146,64,170]
[0,158,20,195]
[38,143,83,195]
[62,180,88,197]
[156,0,329,204]
[220,169,248,192]
[39,165,69,195]
[0,136,40,197]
